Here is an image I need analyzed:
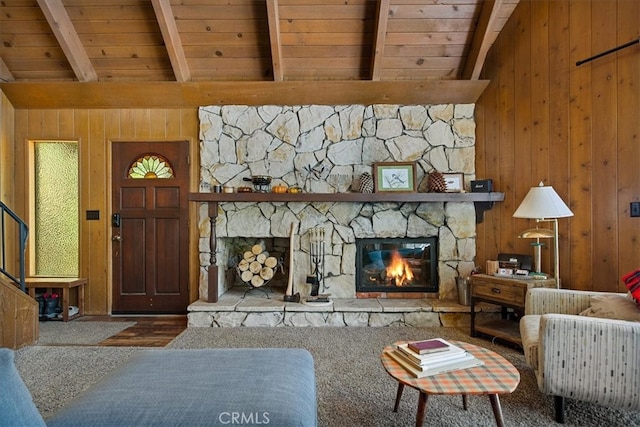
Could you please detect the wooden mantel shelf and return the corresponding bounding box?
[188,192,504,203]
[189,191,504,304]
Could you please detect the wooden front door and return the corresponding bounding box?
[111,141,189,313]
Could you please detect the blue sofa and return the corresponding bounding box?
[1,347,317,427]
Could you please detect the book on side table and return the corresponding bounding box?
[407,338,451,355]
[386,339,483,378]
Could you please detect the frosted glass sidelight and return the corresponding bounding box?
[34,141,79,276]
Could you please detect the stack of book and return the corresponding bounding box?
[385,338,483,378]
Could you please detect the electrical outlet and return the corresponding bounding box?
[631,202,640,217]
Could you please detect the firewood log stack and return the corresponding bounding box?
[237,243,278,288]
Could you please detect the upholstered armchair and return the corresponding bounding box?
[519,288,640,423]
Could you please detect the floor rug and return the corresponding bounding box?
[37,321,136,345]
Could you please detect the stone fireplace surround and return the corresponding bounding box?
[195,103,479,308]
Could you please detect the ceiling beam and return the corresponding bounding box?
[266,0,284,81]
[151,0,191,82]
[462,0,503,80]
[370,0,391,81]
[36,0,97,82]
[0,80,490,109]
[0,57,14,82]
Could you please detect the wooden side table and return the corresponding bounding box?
[25,277,87,322]
[470,274,556,345]
[381,340,520,427]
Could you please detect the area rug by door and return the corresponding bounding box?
[36,321,136,345]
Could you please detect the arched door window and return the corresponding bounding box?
[128,154,174,179]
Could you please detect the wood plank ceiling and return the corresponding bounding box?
[0,0,520,106]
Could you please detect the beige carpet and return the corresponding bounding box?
[166,326,640,427]
[14,326,640,426]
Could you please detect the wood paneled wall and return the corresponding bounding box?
[10,108,199,314]
[476,0,640,292]
[0,91,16,274]
[2,0,638,313]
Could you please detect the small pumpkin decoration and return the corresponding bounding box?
[272,184,288,194]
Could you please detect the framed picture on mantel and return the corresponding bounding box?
[442,173,464,193]
[373,162,416,192]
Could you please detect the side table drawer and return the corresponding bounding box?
[472,281,526,305]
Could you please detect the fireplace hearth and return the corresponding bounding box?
[356,237,438,293]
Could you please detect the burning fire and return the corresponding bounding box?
[386,251,414,286]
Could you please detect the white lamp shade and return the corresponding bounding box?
[513,182,574,219]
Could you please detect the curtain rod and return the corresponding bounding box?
[576,37,639,66]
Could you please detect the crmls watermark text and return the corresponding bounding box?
[218,412,270,425]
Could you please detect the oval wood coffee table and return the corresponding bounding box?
[381,340,520,427]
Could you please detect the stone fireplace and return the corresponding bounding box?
[197,104,478,301]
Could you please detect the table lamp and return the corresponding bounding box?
[513,182,573,288]
[518,227,554,275]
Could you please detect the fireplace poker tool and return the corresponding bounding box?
[306,227,330,302]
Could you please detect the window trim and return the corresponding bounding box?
[28,139,80,278]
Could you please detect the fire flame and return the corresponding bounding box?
[386,250,414,286]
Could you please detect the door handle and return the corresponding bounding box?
[112,235,122,242]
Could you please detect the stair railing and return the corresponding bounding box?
[0,201,29,292]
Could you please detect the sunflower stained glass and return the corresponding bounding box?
[128,154,174,179]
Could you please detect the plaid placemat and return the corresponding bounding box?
[381,340,520,395]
